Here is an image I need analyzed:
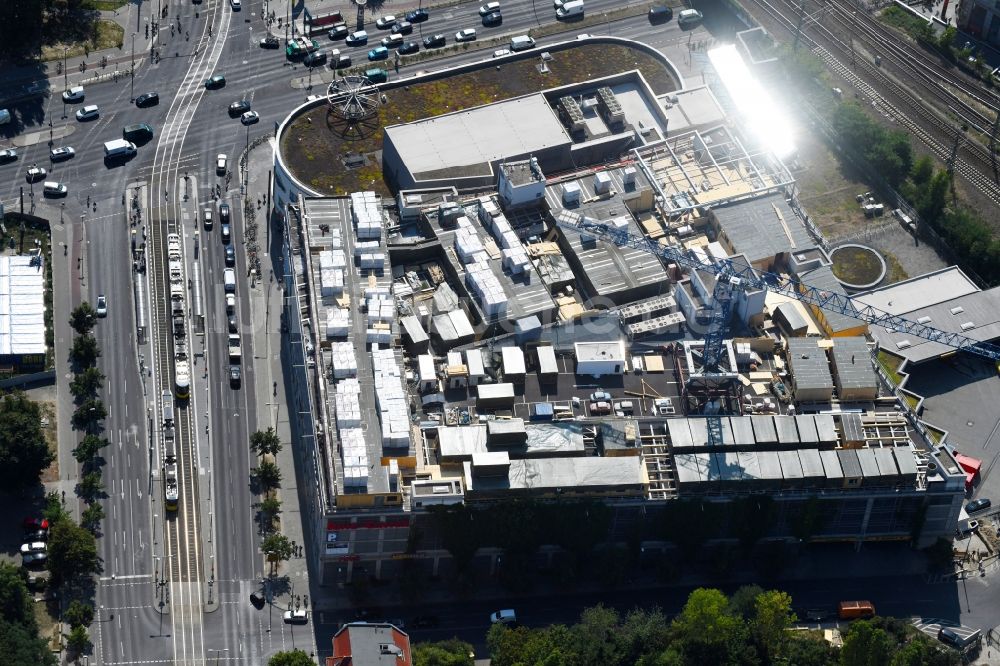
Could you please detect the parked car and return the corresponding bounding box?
[24,529,47,542]
[241,110,260,125]
[135,91,160,107]
[490,609,517,625]
[75,105,99,121]
[397,42,419,55]
[589,390,611,402]
[966,497,992,514]
[411,615,440,628]
[49,146,75,162]
[455,28,477,42]
[20,542,46,554]
[217,154,228,174]
[407,8,430,22]
[62,86,85,102]
[22,517,49,531]
[423,34,446,48]
[482,11,503,26]
[329,25,349,40]
[0,148,17,163]
[96,294,108,317]
[375,15,396,29]
[391,20,412,35]
[480,2,500,15]
[22,551,47,567]
[25,165,46,182]
[204,74,227,89]
[229,100,251,116]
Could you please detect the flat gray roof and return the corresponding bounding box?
[467,455,644,492]
[712,194,813,264]
[830,336,878,390]
[797,264,860,334]
[852,266,979,315]
[437,423,585,459]
[384,93,569,181]
[787,337,833,391]
[750,415,778,444]
[774,415,800,445]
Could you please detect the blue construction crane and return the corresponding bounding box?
[558,216,1000,363]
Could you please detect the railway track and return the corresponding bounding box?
[744,0,1000,205]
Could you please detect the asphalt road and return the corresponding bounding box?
[0,0,721,662]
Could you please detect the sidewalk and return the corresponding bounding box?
[243,135,317,654]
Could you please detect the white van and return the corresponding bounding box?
[224,268,236,293]
[510,35,535,51]
[103,139,137,158]
[381,33,404,48]
[42,181,68,196]
[677,8,703,27]
[490,609,517,625]
[556,0,584,18]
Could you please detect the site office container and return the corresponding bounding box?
[837,601,875,620]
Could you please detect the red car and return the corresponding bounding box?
[22,517,49,531]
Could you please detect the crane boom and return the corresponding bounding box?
[558,215,1000,362]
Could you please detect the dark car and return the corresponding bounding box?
[225,245,236,267]
[24,529,48,542]
[303,50,327,66]
[219,202,231,224]
[328,25,349,40]
[397,41,419,55]
[482,11,502,26]
[229,365,241,388]
[250,591,266,609]
[411,615,440,629]
[22,517,49,531]
[135,91,160,107]
[648,5,673,23]
[229,99,250,118]
[0,149,18,163]
[204,74,226,89]
[391,20,412,35]
[334,54,352,69]
[423,34,446,48]
[406,8,429,23]
[967,497,992,513]
[260,34,280,48]
[227,314,238,333]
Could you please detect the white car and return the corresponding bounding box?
[75,104,99,121]
[96,294,108,317]
[455,28,477,42]
[240,110,260,125]
[230,0,241,8]
[217,153,228,174]
[62,86,85,102]
[20,541,46,554]
[50,146,75,161]
[480,1,500,15]
[375,15,396,29]
[283,609,308,624]
[493,48,511,58]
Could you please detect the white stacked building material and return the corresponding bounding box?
[340,427,369,488]
[482,287,508,317]
[330,341,357,378]
[499,230,520,250]
[366,324,392,345]
[455,215,473,230]
[325,307,350,338]
[371,347,411,449]
[455,228,485,263]
[477,198,500,224]
[366,293,395,325]
[502,247,530,274]
[350,191,383,240]
[359,252,386,270]
[334,391,362,428]
[492,215,512,238]
[320,268,344,296]
[318,249,347,270]
[354,240,380,256]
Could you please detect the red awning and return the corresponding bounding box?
[955,453,982,476]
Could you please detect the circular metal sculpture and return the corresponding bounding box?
[326,74,382,122]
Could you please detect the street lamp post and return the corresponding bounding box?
[130,33,136,102]
[62,47,68,90]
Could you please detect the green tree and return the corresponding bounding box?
[47,517,100,588]
[840,621,893,666]
[253,460,282,490]
[0,392,53,492]
[429,504,480,573]
[69,302,97,335]
[0,563,38,629]
[753,589,796,661]
[669,588,745,665]
[728,584,765,620]
[260,495,281,532]
[261,533,293,569]
[0,0,43,60]
[43,491,69,527]
[268,649,315,666]
[70,367,104,402]
[413,639,475,666]
[81,502,105,533]
[73,434,109,465]
[64,600,94,628]
[77,471,104,501]
[72,398,107,431]
[249,427,282,458]
[66,624,90,654]
[70,334,101,367]
[785,632,839,666]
